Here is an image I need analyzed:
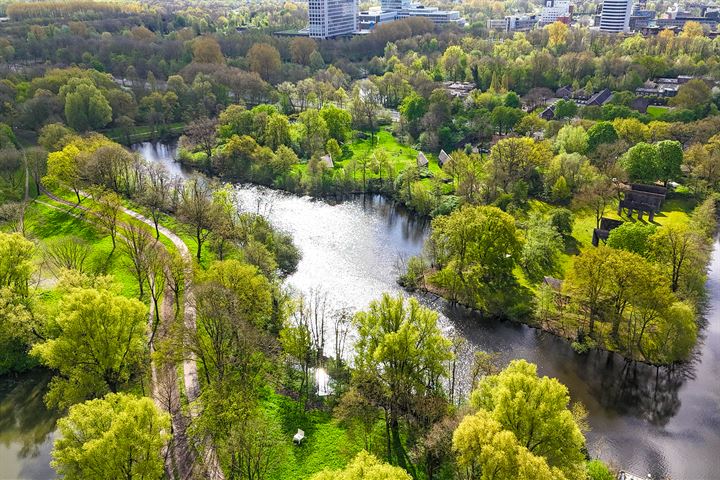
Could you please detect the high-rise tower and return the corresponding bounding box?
[308,0,358,38]
[599,0,632,32]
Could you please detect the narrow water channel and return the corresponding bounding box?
[1,141,717,479]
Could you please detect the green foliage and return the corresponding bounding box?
[52,393,170,480]
[656,139,683,184]
[587,121,618,152]
[555,125,588,154]
[61,78,112,131]
[353,294,452,464]
[621,142,660,183]
[554,100,578,120]
[606,223,657,256]
[311,451,411,480]
[31,286,147,408]
[429,205,522,310]
[549,208,574,238]
[521,214,564,283]
[587,459,614,480]
[457,360,587,479]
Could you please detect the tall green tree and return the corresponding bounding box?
[353,294,452,466]
[655,140,683,186]
[456,360,587,479]
[61,79,112,131]
[31,287,147,408]
[621,142,660,183]
[52,393,170,480]
[429,205,522,309]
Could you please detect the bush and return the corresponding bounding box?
[398,255,427,290]
[549,208,574,238]
[587,459,614,480]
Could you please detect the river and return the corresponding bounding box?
[2,141,718,479]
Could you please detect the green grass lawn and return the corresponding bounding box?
[24,197,140,297]
[263,392,362,480]
[647,105,670,119]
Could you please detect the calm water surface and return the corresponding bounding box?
[1,141,717,479]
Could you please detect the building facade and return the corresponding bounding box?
[599,0,632,32]
[308,0,358,38]
[540,0,571,25]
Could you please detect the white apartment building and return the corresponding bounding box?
[540,0,571,24]
[308,0,358,38]
[599,0,632,32]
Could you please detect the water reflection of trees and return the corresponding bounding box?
[588,351,694,426]
[0,371,59,458]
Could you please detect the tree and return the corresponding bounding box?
[45,143,84,203]
[546,21,569,49]
[649,224,705,293]
[38,123,75,152]
[326,138,342,161]
[0,232,34,298]
[297,109,329,157]
[521,214,563,283]
[555,125,588,154]
[264,114,291,150]
[573,175,617,229]
[669,78,710,109]
[25,146,48,194]
[312,451,411,480]
[587,121,618,152]
[554,100,577,120]
[351,80,382,145]
[353,294,452,466]
[247,43,281,81]
[621,142,660,183]
[429,206,522,309]
[61,79,112,131]
[488,137,552,194]
[179,177,217,260]
[52,393,170,480]
[460,360,587,479]
[192,35,224,64]
[607,223,656,256]
[681,20,705,38]
[490,106,524,134]
[655,140,683,186]
[44,236,92,274]
[453,409,566,480]
[31,287,147,408]
[290,37,317,66]
[142,162,169,239]
[184,117,217,161]
[320,105,352,143]
[93,188,122,252]
[120,222,154,299]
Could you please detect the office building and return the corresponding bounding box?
[308,0,358,38]
[599,0,633,33]
[358,2,465,29]
[540,0,571,25]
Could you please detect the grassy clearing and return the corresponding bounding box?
[263,392,361,480]
[647,105,670,118]
[24,197,139,297]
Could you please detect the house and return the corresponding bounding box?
[556,85,573,99]
[586,88,613,106]
[417,151,429,168]
[438,149,452,167]
[320,154,334,169]
[539,105,555,120]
